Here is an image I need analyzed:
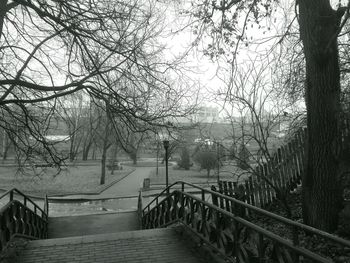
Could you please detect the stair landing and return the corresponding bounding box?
[48,211,138,238]
[14,228,209,263]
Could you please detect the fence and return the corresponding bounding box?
[218,127,307,208]
[0,188,48,251]
[142,181,350,262]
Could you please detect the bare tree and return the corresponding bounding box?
[58,92,88,161]
[0,0,198,167]
[81,103,100,161]
[184,0,350,232]
[99,108,112,185]
[214,58,300,216]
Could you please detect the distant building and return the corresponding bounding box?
[174,106,222,124]
[192,106,220,123]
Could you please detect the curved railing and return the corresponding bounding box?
[142,181,350,262]
[0,188,48,252]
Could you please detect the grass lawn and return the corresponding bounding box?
[148,162,249,185]
[0,165,134,197]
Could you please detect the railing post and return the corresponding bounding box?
[292,226,299,246]
[258,233,264,262]
[201,189,205,201]
[233,219,239,257]
[292,226,300,262]
[46,195,49,219]
[181,182,184,192]
[211,186,219,207]
[138,190,143,229]
[9,190,13,201]
[163,140,169,195]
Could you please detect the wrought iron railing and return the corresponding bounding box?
[142,181,350,263]
[137,190,143,229]
[0,188,48,252]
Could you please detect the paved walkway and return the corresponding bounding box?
[101,167,153,196]
[15,228,209,263]
[52,167,154,200]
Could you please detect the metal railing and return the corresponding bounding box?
[0,188,49,251]
[137,190,143,229]
[142,181,350,262]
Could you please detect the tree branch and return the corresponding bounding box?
[0,85,86,105]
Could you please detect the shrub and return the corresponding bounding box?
[229,143,236,160]
[178,147,191,170]
[237,143,250,169]
[194,150,218,178]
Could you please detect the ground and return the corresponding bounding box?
[121,161,166,167]
[0,162,134,197]
[247,189,350,262]
[148,161,250,185]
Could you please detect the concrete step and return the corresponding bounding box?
[48,211,139,239]
[14,227,210,263]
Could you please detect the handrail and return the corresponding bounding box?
[44,194,49,219]
[137,190,143,229]
[0,195,49,251]
[142,181,180,211]
[0,188,47,219]
[145,190,332,262]
[143,181,350,248]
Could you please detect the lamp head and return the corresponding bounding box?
[163,140,170,149]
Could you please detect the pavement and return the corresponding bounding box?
[14,227,210,263]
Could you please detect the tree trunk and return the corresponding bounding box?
[82,139,92,160]
[2,132,10,160]
[299,0,343,232]
[100,147,107,185]
[100,140,111,185]
[109,144,118,175]
[100,122,111,185]
[69,135,75,162]
[156,141,159,175]
[128,148,137,165]
[0,0,8,40]
[132,151,137,165]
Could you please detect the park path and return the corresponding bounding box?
[99,166,154,197]
[52,166,154,200]
[47,166,157,216]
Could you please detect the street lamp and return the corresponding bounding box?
[214,140,220,185]
[156,133,160,176]
[163,140,170,194]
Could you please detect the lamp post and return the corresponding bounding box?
[156,133,159,176]
[163,140,169,194]
[215,140,220,185]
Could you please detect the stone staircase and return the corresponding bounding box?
[3,185,350,263]
[10,212,212,263]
